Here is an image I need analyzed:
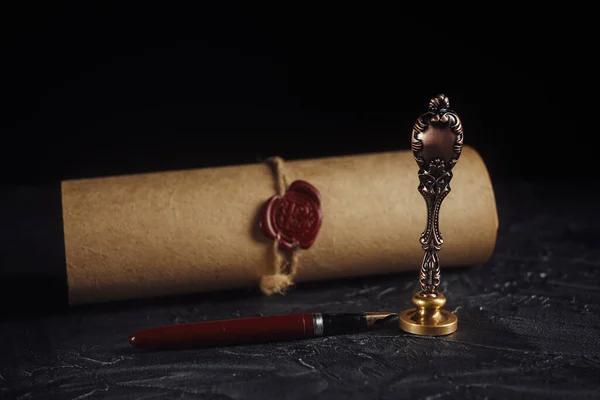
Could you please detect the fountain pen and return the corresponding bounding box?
[129,312,398,349]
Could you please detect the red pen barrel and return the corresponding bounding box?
[129,313,316,349]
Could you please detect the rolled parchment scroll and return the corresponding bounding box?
[62,146,498,305]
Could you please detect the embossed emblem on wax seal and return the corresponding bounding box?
[260,180,323,250]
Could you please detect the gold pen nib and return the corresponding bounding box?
[364,312,399,329]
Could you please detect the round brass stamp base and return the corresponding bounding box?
[399,291,458,336]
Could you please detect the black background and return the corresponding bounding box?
[1,2,594,185]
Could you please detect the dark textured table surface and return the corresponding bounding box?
[1,181,599,399]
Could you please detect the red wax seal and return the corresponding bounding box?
[260,180,323,250]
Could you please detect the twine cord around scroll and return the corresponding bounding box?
[269,156,289,197]
[260,157,300,295]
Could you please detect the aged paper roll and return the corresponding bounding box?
[62,146,498,305]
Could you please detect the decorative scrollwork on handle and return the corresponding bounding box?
[411,94,463,294]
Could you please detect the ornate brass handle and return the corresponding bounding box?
[411,94,464,295]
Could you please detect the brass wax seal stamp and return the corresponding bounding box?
[399,94,463,336]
